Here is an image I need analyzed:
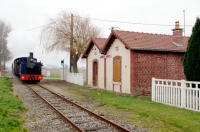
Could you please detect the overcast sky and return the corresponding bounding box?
[1,0,200,68]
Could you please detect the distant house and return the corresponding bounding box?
[82,21,189,95]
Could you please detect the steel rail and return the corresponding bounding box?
[25,84,84,132]
[37,84,131,132]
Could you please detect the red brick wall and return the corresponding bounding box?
[130,50,185,95]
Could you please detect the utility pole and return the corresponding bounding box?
[70,14,73,73]
[183,10,185,45]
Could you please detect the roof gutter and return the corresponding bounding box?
[131,48,186,53]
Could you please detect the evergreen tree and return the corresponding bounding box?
[183,18,200,81]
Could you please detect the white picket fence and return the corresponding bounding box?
[152,78,200,112]
[60,70,84,86]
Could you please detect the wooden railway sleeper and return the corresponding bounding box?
[83,126,108,131]
[36,84,131,132]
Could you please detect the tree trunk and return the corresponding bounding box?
[72,57,78,73]
[3,61,5,70]
[70,52,73,72]
[72,60,78,73]
[71,54,79,73]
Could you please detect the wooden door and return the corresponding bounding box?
[93,61,98,86]
[113,57,121,82]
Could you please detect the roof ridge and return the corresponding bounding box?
[114,30,172,36]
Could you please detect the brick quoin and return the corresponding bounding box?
[130,51,135,93]
[104,58,106,89]
[130,50,185,95]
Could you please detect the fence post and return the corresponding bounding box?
[152,78,155,101]
[181,80,186,108]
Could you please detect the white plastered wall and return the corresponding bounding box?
[106,39,131,94]
[87,45,104,88]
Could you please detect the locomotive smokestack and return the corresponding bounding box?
[30,52,33,59]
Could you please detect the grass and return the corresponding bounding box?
[0,77,27,132]
[66,84,200,132]
[49,70,60,78]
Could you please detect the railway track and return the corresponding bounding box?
[26,84,131,132]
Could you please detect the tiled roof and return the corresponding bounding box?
[103,30,189,52]
[92,38,107,49]
[81,38,107,58]
[82,29,190,58]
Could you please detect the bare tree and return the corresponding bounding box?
[0,44,12,69]
[40,10,102,73]
[0,20,12,70]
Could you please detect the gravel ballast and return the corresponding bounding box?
[11,75,147,132]
[12,77,74,132]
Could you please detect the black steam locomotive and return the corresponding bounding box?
[12,52,43,83]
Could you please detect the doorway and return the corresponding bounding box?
[93,61,98,86]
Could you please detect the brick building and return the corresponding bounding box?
[82,21,190,95]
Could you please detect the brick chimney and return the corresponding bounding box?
[172,21,183,44]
